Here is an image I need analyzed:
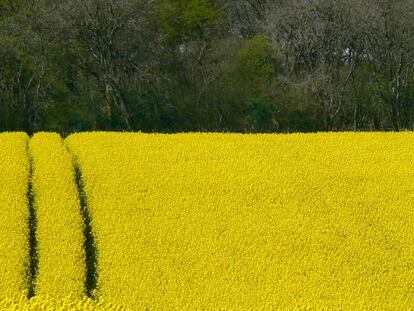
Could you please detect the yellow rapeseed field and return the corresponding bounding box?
[29,133,86,298]
[0,292,125,310]
[0,132,30,298]
[1,132,414,309]
[65,132,414,309]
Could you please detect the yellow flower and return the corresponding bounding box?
[65,132,414,309]
[29,133,86,298]
[0,133,30,298]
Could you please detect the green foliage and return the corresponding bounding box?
[1,0,414,133]
[238,36,277,81]
[243,98,278,132]
[0,0,22,21]
[159,0,221,43]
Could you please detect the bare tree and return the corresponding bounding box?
[59,0,159,129]
[359,0,414,130]
[259,0,360,130]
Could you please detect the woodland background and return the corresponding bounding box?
[1,0,414,133]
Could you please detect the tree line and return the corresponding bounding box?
[1,0,414,133]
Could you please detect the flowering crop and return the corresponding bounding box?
[0,132,30,298]
[65,132,414,309]
[30,133,85,298]
[1,131,414,309]
[0,292,125,310]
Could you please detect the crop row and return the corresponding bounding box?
[0,133,30,298]
[29,133,86,298]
